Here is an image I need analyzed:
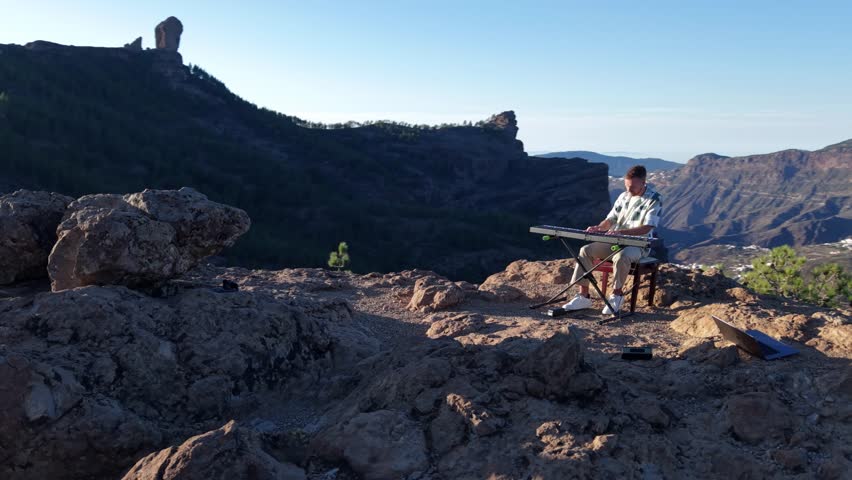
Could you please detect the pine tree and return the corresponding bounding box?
[327,241,350,271]
[802,263,851,308]
[742,245,806,299]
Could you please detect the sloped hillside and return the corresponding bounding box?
[0,42,609,281]
[658,142,852,251]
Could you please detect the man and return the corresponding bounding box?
[563,165,662,314]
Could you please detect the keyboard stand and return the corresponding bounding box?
[529,237,630,323]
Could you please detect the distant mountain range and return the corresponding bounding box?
[656,141,852,255]
[536,151,682,176]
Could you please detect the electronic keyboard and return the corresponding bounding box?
[529,225,651,248]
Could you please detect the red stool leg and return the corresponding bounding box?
[648,265,658,306]
[630,266,640,312]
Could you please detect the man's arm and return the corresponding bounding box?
[608,225,654,236]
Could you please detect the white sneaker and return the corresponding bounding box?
[562,294,592,311]
[602,295,624,315]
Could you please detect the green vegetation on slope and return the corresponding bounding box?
[742,245,852,308]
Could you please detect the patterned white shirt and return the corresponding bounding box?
[606,184,663,237]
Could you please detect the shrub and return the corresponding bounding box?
[742,245,805,299]
[802,262,851,308]
[327,241,350,271]
[742,245,850,308]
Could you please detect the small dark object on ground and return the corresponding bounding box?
[547,307,567,317]
[222,279,239,291]
[621,346,653,360]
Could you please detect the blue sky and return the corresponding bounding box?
[2,0,851,161]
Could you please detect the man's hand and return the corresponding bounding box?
[587,220,613,233]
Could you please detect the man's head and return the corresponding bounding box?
[624,165,647,196]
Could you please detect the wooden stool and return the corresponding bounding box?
[594,257,660,313]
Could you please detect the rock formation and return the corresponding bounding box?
[484,110,519,139]
[0,190,73,284]
[47,187,250,291]
[123,36,142,51]
[407,273,465,312]
[122,421,307,480]
[155,16,183,51]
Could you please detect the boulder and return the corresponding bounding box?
[313,410,429,480]
[426,313,486,339]
[669,307,725,338]
[0,190,73,284]
[723,392,793,444]
[445,393,505,437]
[480,259,573,286]
[407,274,465,312]
[121,421,306,480]
[516,329,601,399]
[477,282,527,303]
[48,188,250,291]
[155,16,183,51]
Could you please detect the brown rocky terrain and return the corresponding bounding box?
[2,254,850,479]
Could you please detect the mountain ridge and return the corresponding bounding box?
[656,142,852,254]
[536,150,682,176]
[0,41,609,281]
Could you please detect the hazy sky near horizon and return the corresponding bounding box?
[2,0,851,162]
